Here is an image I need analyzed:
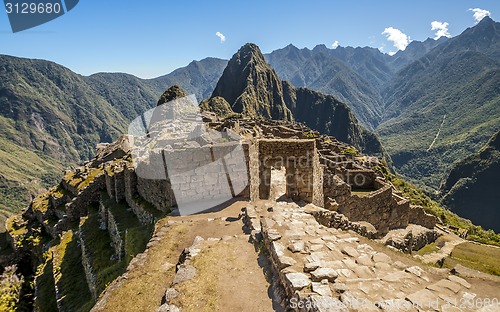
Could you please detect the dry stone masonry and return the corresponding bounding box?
[244,201,497,312]
[7,112,458,312]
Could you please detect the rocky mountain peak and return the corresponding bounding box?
[210,43,293,120]
[157,85,187,106]
[206,43,383,155]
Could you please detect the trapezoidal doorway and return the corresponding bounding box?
[256,139,323,206]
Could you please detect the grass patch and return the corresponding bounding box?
[173,243,230,311]
[443,242,500,276]
[341,147,358,156]
[6,215,27,238]
[77,167,104,192]
[31,193,50,214]
[52,231,94,312]
[124,225,153,265]
[378,164,500,247]
[102,192,154,265]
[34,257,58,312]
[80,206,125,296]
[416,242,439,255]
[63,171,83,189]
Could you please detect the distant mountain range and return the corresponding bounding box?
[440,130,500,232]
[0,56,226,228]
[204,43,382,154]
[0,17,499,232]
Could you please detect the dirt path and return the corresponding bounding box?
[93,200,276,312]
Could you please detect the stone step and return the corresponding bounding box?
[34,257,58,312]
[52,230,94,312]
[79,206,126,301]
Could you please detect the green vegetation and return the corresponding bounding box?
[416,242,439,256]
[440,130,500,234]
[377,24,500,190]
[103,193,155,265]
[79,207,126,296]
[341,147,358,157]
[77,167,104,192]
[303,131,319,138]
[0,265,24,312]
[32,193,51,214]
[199,96,235,118]
[125,225,153,265]
[377,164,500,247]
[443,242,500,276]
[34,257,58,312]
[52,231,94,312]
[132,194,165,219]
[0,135,65,228]
[416,236,451,256]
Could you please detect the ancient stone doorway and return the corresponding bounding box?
[269,166,286,200]
[252,139,323,206]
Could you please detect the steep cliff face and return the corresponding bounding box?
[441,130,500,232]
[211,43,292,121]
[207,43,383,155]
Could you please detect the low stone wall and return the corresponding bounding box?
[124,164,137,204]
[105,173,115,199]
[66,174,106,221]
[337,183,410,235]
[323,173,351,207]
[305,205,378,239]
[114,168,126,203]
[381,225,440,254]
[78,224,98,302]
[107,209,124,261]
[260,217,301,309]
[98,200,107,230]
[127,196,155,225]
[408,205,438,229]
[321,176,438,235]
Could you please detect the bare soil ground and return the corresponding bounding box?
[94,200,275,312]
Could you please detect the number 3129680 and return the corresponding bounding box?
[5,2,61,14]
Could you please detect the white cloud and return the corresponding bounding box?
[382,27,411,51]
[215,31,226,43]
[469,8,491,23]
[431,21,451,39]
[331,40,339,49]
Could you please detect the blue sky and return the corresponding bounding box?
[1,0,498,78]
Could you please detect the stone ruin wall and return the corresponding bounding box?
[255,139,323,206]
[163,142,250,210]
[323,167,437,235]
[338,182,410,235]
[102,142,251,217]
[96,137,436,238]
